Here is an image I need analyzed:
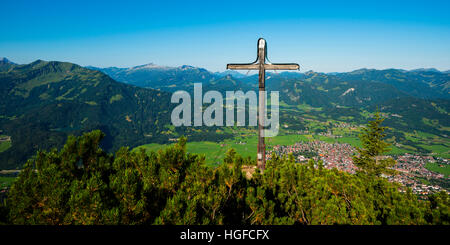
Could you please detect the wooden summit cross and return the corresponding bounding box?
[227,38,299,171]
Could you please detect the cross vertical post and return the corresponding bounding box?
[227,38,299,171]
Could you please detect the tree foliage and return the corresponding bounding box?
[353,111,397,177]
[1,116,449,225]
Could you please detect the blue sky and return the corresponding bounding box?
[1,0,449,72]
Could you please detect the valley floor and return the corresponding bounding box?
[134,122,450,195]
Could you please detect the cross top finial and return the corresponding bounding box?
[258,38,266,49]
[257,38,267,62]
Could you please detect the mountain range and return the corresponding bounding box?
[0,58,448,169]
[93,63,449,100]
[92,63,449,135]
[0,59,228,169]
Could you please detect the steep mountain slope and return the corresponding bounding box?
[370,97,450,136]
[0,60,229,169]
[261,71,408,108]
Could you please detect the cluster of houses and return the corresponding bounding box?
[389,154,447,195]
[268,141,449,195]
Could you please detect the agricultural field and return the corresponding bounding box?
[0,135,11,153]
[134,100,449,166]
[134,132,420,166]
[135,137,258,166]
[425,162,450,178]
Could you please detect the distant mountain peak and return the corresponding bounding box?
[349,68,376,74]
[179,65,195,70]
[30,59,46,64]
[0,57,18,71]
[0,57,15,64]
[25,59,53,69]
[304,70,328,77]
[126,63,208,72]
[131,63,169,70]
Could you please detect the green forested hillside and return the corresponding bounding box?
[0,60,230,169]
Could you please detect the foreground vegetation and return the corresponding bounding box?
[0,114,448,225]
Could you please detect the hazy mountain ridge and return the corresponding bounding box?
[334,68,450,99]
[89,62,449,100]
[90,63,216,92]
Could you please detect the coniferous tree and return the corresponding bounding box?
[353,111,397,177]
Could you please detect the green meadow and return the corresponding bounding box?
[425,162,450,177]
[420,144,450,158]
[134,106,449,165]
[0,141,11,153]
[0,176,15,188]
[134,127,436,166]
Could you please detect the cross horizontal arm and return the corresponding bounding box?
[264,63,299,70]
[227,64,259,70]
[227,63,300,70]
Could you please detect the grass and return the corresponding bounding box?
[135,134,356,166]
[386,145,414,155]
[134,143,167,153]
[419,144,450,158]
[0,176,15,188]
[0,141,11,153]
[135,138,257,167]
[135,135,310,166]
[335,137,362,148]
[109,94,123,104]
[425,162,450,177]
[401,130,450,157]
[266,134,310,146]
[134,129,445,166]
